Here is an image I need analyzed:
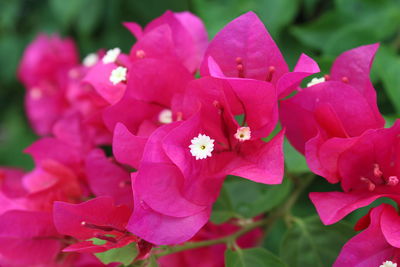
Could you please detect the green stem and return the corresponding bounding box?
[154,174,315,258]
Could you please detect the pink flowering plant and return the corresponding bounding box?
[2,5,400,267]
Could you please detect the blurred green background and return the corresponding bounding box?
[1,0,399,265]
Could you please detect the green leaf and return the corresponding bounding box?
[291,11,351,51]
[284,138,309,174]
[256,0,300,38]
[292,0,400,55]
[373,46,400,115]
[323,7,400,55]
[77,0,104,35]
[0,107,35,169]
[95,243,138,265]
[211,177,292,223]
[280,216,354,267]
[50,0,86,29]
[211,186,236,224]
[225,247,288,267]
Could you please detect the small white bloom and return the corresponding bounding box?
[102,48,121,64]
[189,134,215,160]
[159,109,173,124]
[307,77,325,87]
[234,127,251,142]
[30,88,42,100]
[83,53,99,67]
[109,66,127,85]
[380,261,397,267]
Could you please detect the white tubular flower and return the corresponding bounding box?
[158,109,173,124]
[189,134,215,160]
[380,261,397,267]
[102,48,121,64]
[307,77,325,87]
[109,66,127,85]
[83,53,99,67]
[234,127,251,142]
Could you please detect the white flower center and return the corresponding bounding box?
[159,109,173,124]
[189,134,215,160]
[307,77,325,87]
[109,66,127,85]
[83,53,99,67]
[380,261,397,267]
[102,48,121,64]
[234,127,251,142]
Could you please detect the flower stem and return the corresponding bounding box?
[154,174,315,258]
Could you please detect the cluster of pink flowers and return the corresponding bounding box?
[1,9,396,266]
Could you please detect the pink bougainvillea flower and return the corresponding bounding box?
[85,149,132,207]
[281,43,384,155]
[53,196,143,254]
[23,159,82,211]
[128,183,212,246]
[25,82,70,135]
[200,12,319,98]
[334,204,400,267]
[158,220,263,267]
[0,168,26,199]
[25,137,84,177]
[0,210,62,266]
[103,58,193,136]
[310,121,400,225]
[18,34,78,135]
[200,12,288,82]
[126,10,208,73]
[82,58,128,105]
[18,34,78,89]
[128,76,283,245]
[0,168,27,215]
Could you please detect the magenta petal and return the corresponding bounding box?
[276,53,320,99]
[123,22,143,39]
[305,134,357,183]
[63,240,109,253]
[143,11,202,72]
[309,191,400,225]
[0,192,25,215]
[0,168,27,198]
[136,163,207,217]
[227,130,285,184]
[85,149,132,206]
[381,204,400,248]
[175,11,208,65]
[0,210,61,266]
[281,81,384,153]
[126,59,192,108]
[83,62,126,105]
[18,34,78,88]
[103,94,162,135]
[200,11,288,81]
[130,24,177,64]
[334,204,397,267]
[24,137,82,170]
[228,79,278,138]
[53,196,131,240]
[331,43,379,93]
[25,84,68,135]
[127,193,211,245]
[113,123,147,169]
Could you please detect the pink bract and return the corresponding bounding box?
[334,204,400,267]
